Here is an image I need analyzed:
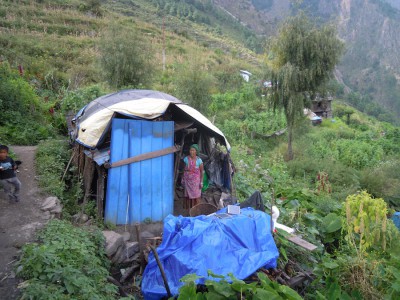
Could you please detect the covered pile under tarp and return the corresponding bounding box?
[141,208,279,299]
[71,89,230,150]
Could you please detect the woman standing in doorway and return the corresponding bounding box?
[182,144,204,209]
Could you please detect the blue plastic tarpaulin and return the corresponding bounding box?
[392,212,400,230]
[141,208,279,299]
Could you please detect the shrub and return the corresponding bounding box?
[174,60,214,112]
[360,160,400,209]
[60,84,104,114]
[0,62,55,144]
[343,191,389,251]
[35,138,81,216]
[336,139,384,169]
[35,139,70,198]
[17,219,118,299]
[98,24,155,88]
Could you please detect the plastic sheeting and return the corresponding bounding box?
[71,89,230,150]
[392,212,400,230]
[141,208,279,300]
[240,191,265,212]
[204,149,224,188]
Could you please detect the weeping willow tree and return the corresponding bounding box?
[266,14,344,160]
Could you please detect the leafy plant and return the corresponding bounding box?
[35,139,81,216]
[173,271,302,299]
[17,219,118,299]
[344,191,388,252]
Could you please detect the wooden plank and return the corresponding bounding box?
[96,165,104,219]
[108,145,179,168]
[82,156,95,206]
[287,235,318,251]
[174,121,193,131]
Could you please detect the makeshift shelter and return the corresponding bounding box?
[70,90,233,225]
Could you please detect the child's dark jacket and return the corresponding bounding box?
[0,157,16,180]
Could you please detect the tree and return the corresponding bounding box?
[266,14,344,160]
[174,60,214,113]
[0,62,42,125]
[98,24,155,88]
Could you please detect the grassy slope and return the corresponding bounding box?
[0,0,262,92]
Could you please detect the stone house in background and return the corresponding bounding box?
[311,94,333,118]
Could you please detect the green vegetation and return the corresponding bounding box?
[312,192,400,299]
[174,58,214,111]
[147,0,264,52]
[35,139,85,217]
[174,271,302,299]
[1,0,399,299]
[98,24,155,88]
[0,62,55,144]
[17,219,118,299]
[266,14,344,160]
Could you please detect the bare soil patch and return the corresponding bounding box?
[0,146,48,299]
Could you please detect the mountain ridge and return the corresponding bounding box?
[214,0,400,122]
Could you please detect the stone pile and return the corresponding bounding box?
[103,231,140,264]
[102,230,141,283]
[40,196,63,219]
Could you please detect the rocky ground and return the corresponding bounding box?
[0,146,49,300]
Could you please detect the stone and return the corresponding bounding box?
[103,231,124,257]
[121,231,130,242]
[111,244,127,264]
[71,213,80,223]
[120,264,140,283]
[41,196,57,207]
[40,197,59,211]
[50,204,63,214]
[125,241,139,258]
[124,252,140,264]
[140,230,155,240]
[79,214,89,223]
[41,211,52,220]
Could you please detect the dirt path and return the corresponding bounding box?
[0,146,49,299]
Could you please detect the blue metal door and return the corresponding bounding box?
[105,119,174,224]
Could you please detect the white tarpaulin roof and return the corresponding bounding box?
[72,89,231,151]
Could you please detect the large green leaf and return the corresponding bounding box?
[180,273,202,283]
[278,285,303,300]
[326,279,341,300]
[205,280,236,298]
[322,213,342,233]
[322,261,339,269]
[253,288,282,300]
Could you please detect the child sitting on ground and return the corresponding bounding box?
[0,145,21,202]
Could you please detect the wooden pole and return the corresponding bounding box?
[271,188,275,235]
[149,245,172,298]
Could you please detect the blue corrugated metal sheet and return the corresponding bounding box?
[392,212,400,230]
[105,119,174,225]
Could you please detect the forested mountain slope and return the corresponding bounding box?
[215,0,400,123]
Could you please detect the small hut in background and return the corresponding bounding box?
[311,94,333,118]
